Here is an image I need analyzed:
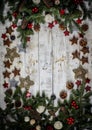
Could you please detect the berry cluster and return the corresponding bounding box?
[32,7,39,13]
[71,100,79,109]
[66,117,75,125]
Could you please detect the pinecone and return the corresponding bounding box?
[21,19,28,29]
[79,38,87,47]
[66,81,74,90]
[81,24,88,32]
[34,24,40,32]
[59,90,67,99]
[59,23,66,30]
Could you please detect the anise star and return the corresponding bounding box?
[81,47,89,54]
[3,39,12,47]
[3,70,11,78]
[72,50,80,59]
[81,56,88,64]
[12,67,20,77]
[6,26,14,35]
[4,60,12,68]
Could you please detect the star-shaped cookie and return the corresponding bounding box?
[4,60,12,68]
[3,70,11,78]
[81,56,88,64]
[19,76,34,89]
[69,36,78,45]
[6,26,14,35]
[72,50,80,59]
[4,39,12,47]
[12,67,20,77]
[5,48,20,62]
[73,65,88,80]
[80,47,89,54]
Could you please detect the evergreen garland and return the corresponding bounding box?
[0,0,92,47]
[0,80,92,130]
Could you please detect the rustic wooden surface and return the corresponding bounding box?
[0,20,92,108]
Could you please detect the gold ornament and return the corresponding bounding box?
[73,65,88,80]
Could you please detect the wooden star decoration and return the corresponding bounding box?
[3,70,11,78]
[12,67,20,77]
[69,36,78,45]
[5,48,20,62]
[6,26,14,35]
[80,47,89,54]
[9,78,18,87]
[81,56,88,64]
[72,50,80,59]
[73,65,88,80]
[3,39,12,47]
[19,76,34,89]
[4,60,12,68]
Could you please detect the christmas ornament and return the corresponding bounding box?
[81,56,88,64]
[54,0,60,5]
[59,90,67,99]
[64,30,69,36]
[85,85,91,92]
[72,50,80,59]
[3,38,12,47]
[73,65,88,79]
[9,78,18,87]
[81,24,88,31]
[1,33,7,39]
[36,125,41,130]
[30,119,36,125]
[66,81,74,89]
[12,11,18,18]
[69,36,78,45]
[3,70,11,78]
[79,38,87,47]
[10,35,16,40]
[43,0,54,8]
[19,76,34,89]
[3,81,9,88]
[51,94,56,100]
[36,105,45,114]
[24,116,30,122]
[32,0,41,4]
[4,60,12,68]
[5,48,20,62]
[12,67,20,77]
[66,117,75,125]
[80,47,89,54]
[45,14,54,23]
[34,24,40,32]
[6,26,14,35]
[59,23,66,30]
[54,121,63,129]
